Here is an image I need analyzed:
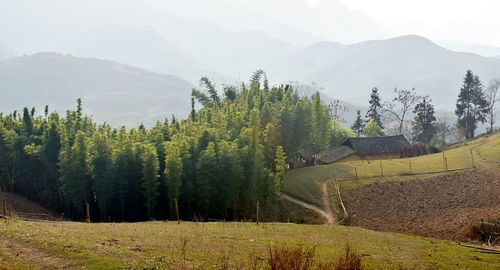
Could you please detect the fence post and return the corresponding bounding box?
[445,157,448,171]
[354,167,358,180]
[2,198,6,216]
[380,161,383,177]
[470,149,475,168]
[409,161,413,174]
[85,203,90,223]
[442,151,448,171]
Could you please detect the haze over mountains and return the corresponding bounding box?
[0,53,193,126]
[265,35,500,108]
[2,0,500,126]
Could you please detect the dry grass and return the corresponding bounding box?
[267,245,315,270]
[0,219,498,269]
[331,244,362,270]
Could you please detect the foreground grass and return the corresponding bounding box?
[0,220,498,269]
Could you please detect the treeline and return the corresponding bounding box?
[349,70,499,145]
[0,71,335,222]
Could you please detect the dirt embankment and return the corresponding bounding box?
[0,191,60,220]
[343,169,500,241]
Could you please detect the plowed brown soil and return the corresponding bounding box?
[343,169,500,241]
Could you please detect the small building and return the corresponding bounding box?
[317,135,410,164]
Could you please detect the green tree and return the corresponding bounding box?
[89,133,113,219]
[331,120,356,146]
[366,87,384,128]
[351,110,364,136]
[141,144,159,220]
[413,97,436,143]
[455,70,490,139]
[216,140,243,218]
[311,92,331,153]
[274,146,286,196]
[164,141,183,221]
[58,131,91,218]
[196,142,217,217]
[363,120,384,137]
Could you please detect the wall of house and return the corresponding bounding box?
[336,152,401,163]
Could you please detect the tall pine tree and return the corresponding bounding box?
[413,97,436,143]
[455,70,490,139]
[366,87,384,128]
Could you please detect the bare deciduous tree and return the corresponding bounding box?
[486,79,500,133]
[383,88,422,135]
[328,99,349,123]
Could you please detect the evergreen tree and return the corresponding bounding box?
[366,87,384,128]
[413,97,436,143]
[22,107,34,135]
[351,110,364,136]
[455,70,490,139]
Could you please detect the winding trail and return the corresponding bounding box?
[282,181,337,225]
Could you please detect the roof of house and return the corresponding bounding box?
[297,148,315,159]
[317,146,356,164]
[341,135,409,155]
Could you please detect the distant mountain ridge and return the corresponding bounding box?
[0,53,194,127]
[265,35,500,109]
[0,43,15,61]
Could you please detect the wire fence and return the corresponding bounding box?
[336,150,476,181]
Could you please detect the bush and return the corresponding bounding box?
[265,244,363,270]
[267,245,315,270]
[463,219,500,245]
[332,244,362,270]
[401,144,440,158]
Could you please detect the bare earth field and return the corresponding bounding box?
[343,169,500,241]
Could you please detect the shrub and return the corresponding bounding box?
[332,244,363,270]
[464,219,500,245]
[267,245,315,270]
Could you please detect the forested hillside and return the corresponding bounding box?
[0,71,333,222]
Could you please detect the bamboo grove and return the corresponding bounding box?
[0,71,334,222]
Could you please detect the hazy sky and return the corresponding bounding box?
[2,0,500,51]
[338,0,500,46]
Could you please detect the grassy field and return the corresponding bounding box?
[0,219,498,269]
[284,134,499,204]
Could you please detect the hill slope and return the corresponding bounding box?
[267,35,500,108]
[1,220,498,269]
[0,53,194,126]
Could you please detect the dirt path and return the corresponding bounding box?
[321,182,337,224]
[0,236,83,269]
[283,182,336,225]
